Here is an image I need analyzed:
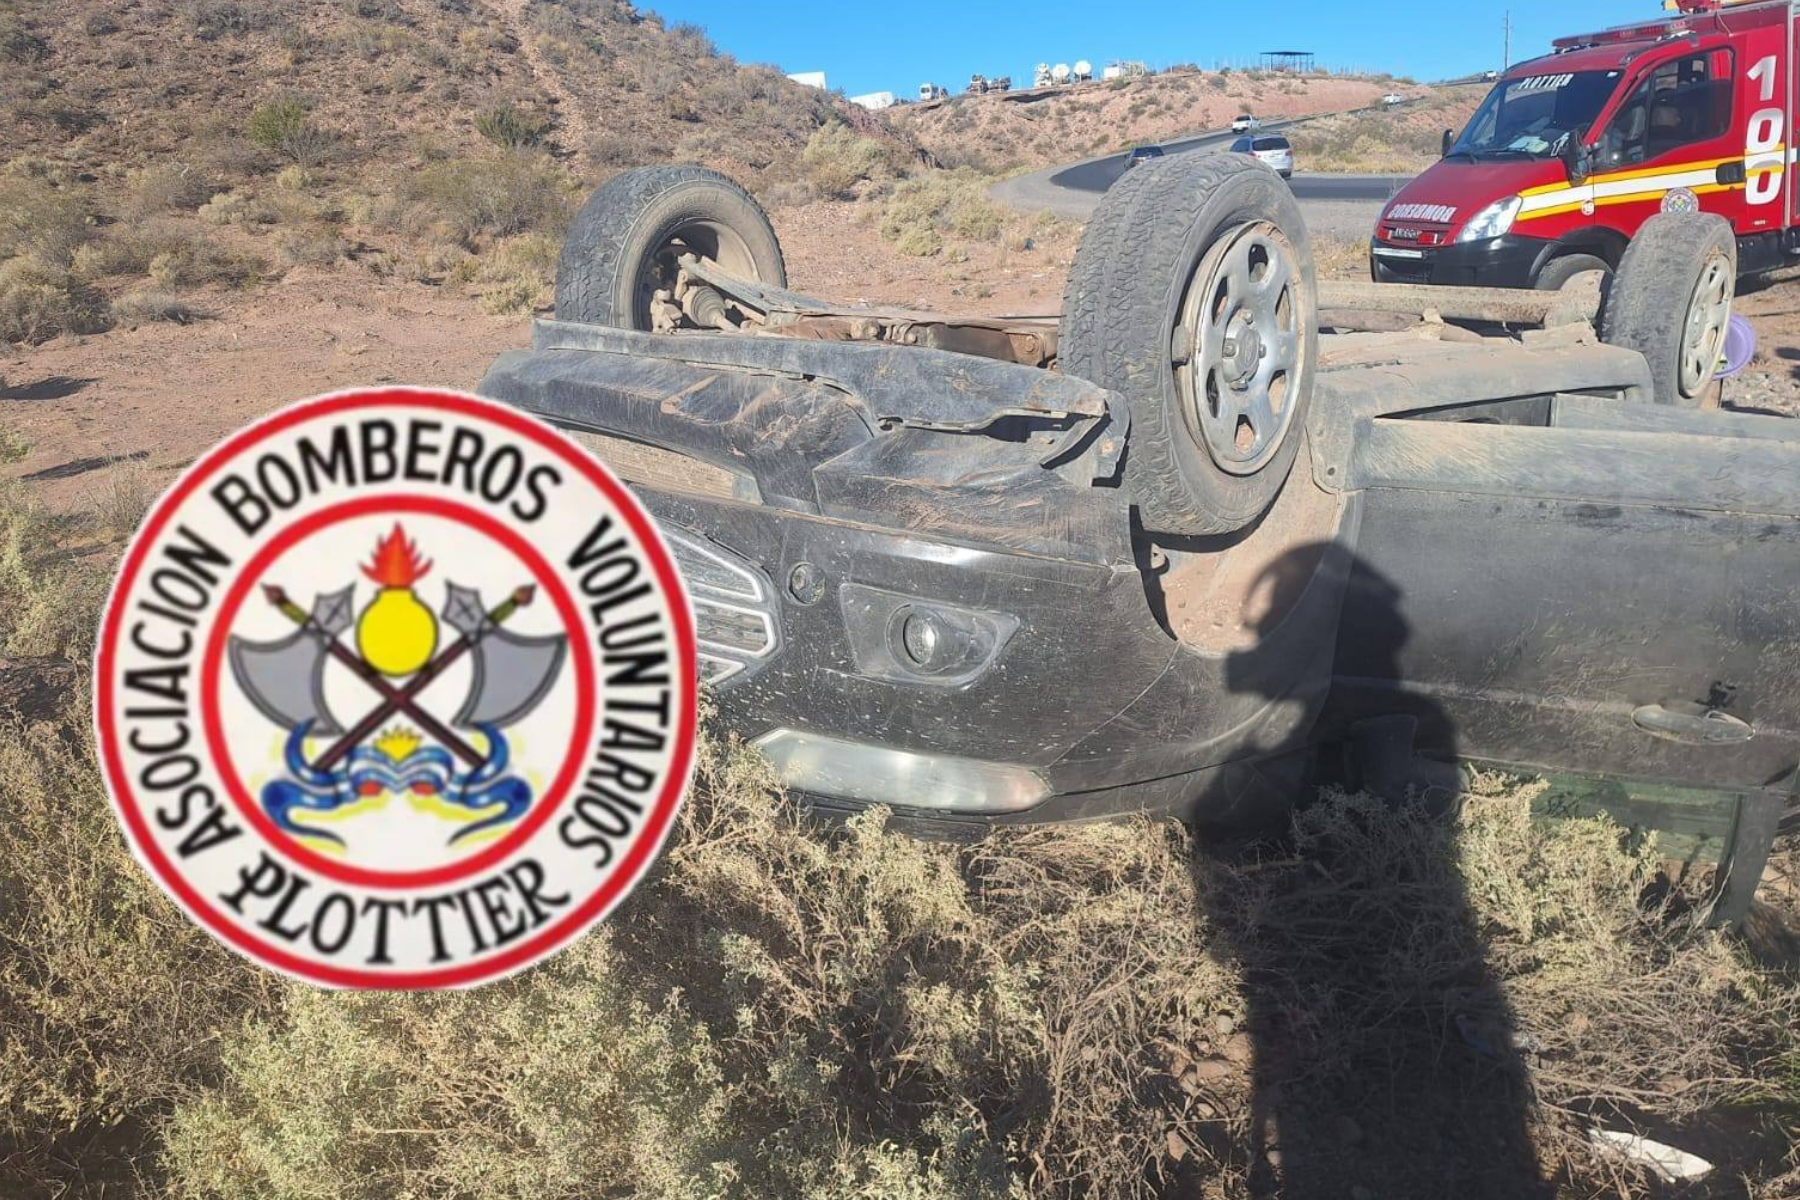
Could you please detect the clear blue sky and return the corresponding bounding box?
[651,0,1655,97]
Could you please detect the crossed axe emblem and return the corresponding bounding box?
[229,580,567,771]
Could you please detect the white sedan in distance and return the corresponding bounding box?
[1229,133,1293,179]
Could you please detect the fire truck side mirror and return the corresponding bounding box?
[1560,138,1592,184]
[1440,129,1453,156]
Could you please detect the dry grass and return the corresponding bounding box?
[800,120,900,201]
[1311,233,1369,280]
[110,288,203,326]
[0,255,109,343]
[0,0,923,344]
[876,169,1012,258]
[0,478,1792,1200]
[1286,85,1488,174]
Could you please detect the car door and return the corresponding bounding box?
[1330,395,1800,793]
[1587,47,1739,237]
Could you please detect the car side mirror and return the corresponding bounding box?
[1560,138,1591,184]
[1441,129,1453,156]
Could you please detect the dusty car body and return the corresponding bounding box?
[477,160,1795,920]
[479,305,1800,833]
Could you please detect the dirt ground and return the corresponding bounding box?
[0,202,1076,507]
[1723,275,1800,416]
[8,202,1800,508]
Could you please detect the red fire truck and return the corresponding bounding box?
[1371,0,1793,289]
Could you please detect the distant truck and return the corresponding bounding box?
[918,82,949,102]
[1373,0,1798,291]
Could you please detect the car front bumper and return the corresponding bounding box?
[636,483,1340,831]
[1368,231,1553,289]
[478,326,1348,829]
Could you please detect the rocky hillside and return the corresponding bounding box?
[0,0,928,346]
[1284,83,1488,173]
[890,69,1423,171]
[0,0,900,186]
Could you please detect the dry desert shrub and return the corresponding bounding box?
[120,162,217,219]
[244,96,341,168]
[0,708,277,1177]
[0,256,109,344]
[0,174,93,268]
[474,231,558,315]
[475,102,552,151]
[0,485,1793,1199]
[877,170,1009,257]
[111,288,203,327]
[801,121,895,200]
[407,153,572,245]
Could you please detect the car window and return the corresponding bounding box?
[1596,49,1733,168]
[1254,137,1289,150]
[1230,137,1250,151]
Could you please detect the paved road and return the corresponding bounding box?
[992,116,1416,240]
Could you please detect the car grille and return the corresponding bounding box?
[663,528,780,687]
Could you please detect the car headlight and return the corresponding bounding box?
[1456,195,1522,243]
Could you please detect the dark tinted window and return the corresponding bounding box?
[1253,136,1290,150]
[1597,49,1733,167]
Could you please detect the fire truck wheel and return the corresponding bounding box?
[1600,213,1735,407]
[1060,154,1317,536]
[1534,253,1610,291]
[555,165,786,331]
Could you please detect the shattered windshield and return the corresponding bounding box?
[1448,70,1621,159]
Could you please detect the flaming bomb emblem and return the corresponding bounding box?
[226,524,567,850]
[357,525,438,676]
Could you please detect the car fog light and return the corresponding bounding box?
[901,610,943,665]
[885,604,998,679]
[752,728,1049,813]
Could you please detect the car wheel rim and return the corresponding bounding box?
[1175,221,1309,476]
[633,218,759,330]
[1679,253,1732,397]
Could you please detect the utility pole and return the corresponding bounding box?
[1503,10,1512,70]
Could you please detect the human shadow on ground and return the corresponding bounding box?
[1193,544,1550,1200]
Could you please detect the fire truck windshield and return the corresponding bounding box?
[1448,70,1622,160]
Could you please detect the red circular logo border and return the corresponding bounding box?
[201,494,599,890]
[94,387,697,990]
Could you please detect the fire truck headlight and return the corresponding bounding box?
[1457,194,1522,243]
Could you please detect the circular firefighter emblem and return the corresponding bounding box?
[94,388,696,988]
[1661,186,1700,214]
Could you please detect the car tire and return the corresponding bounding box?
[555,165,786,331]
[1534,252,1610,291]
[1599,212,1735,407]
[1061,154,1316,536]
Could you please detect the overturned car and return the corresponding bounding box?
[478,158,1796,906]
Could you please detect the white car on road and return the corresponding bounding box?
[1229,133,1293,179]
[1381,93,1404,107]
[1230,114,1260,133]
